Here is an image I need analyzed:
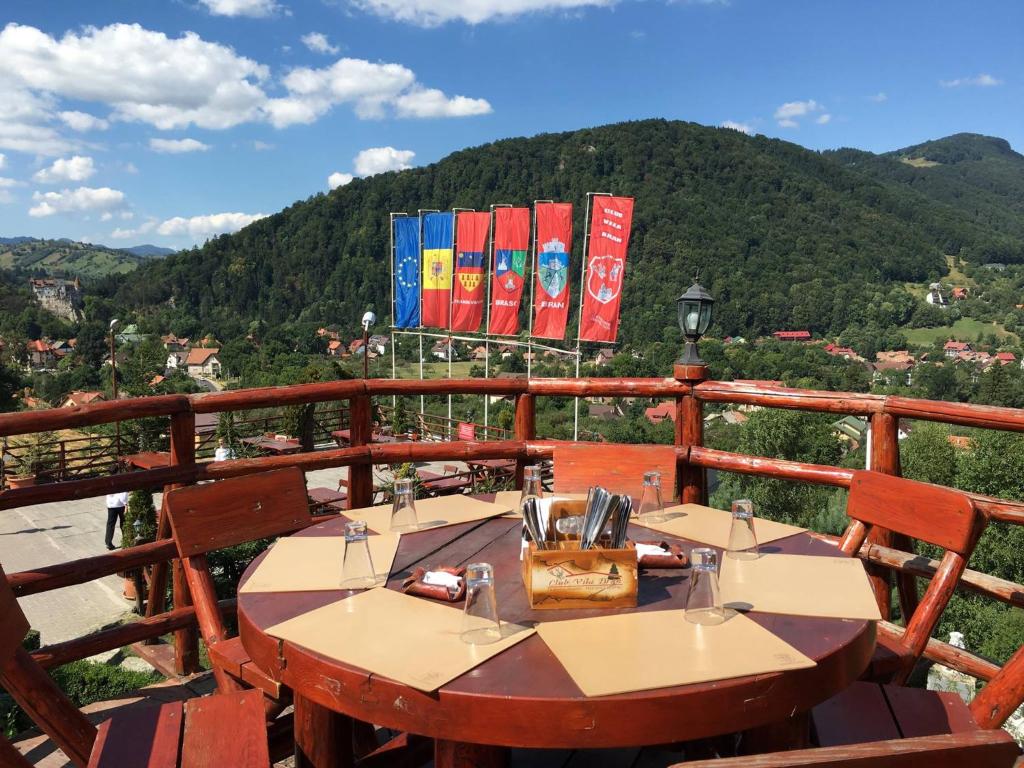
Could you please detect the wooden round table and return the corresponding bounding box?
[238,504,875,766]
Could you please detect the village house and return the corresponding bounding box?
[873,350,916,385]
[951,287,969,301]
[498,344,516,360]
[326,340,344,357]
[161,334,191,353]
[149,374,166,388]
[995,352,1017,366]
[925,283,948,307]
[26,339,55,368]
[832,415,868,449]
[471,345,488,362]
[62,391,105,409]
[593,348,615,366]
[588,402,619,420]
[943,340,972,359]
[431,340,458,361]
[349,339,365,356]
[644,402,675,425]
[185,347,222,379]
[772,330,812,342]
[823,343,864,362]
[367,335,389,356]
[316,327,341,341]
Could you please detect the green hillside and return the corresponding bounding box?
[110,120,1024,345]
[0,239,147,279]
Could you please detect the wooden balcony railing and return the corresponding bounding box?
[4,373,1024,726]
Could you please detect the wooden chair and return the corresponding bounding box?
[0,562,269,768]
[163,466,313,698]
[841,471,984,684]
[552,442,678,500]
[680,730,1019,767]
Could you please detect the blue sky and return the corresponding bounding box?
[0,0,1020,249]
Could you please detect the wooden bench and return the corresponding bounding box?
[0,561,269,768]
[841,471,984,684]
[88,689,270,768]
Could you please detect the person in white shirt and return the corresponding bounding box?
[214,438,234,462]
[105,490,128,550]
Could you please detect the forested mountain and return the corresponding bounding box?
[109,120,1024,345]
[119,244,176,258]
[0,238,150,279]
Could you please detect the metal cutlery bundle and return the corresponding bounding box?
[522,487,632,550]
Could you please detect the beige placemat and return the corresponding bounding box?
[494,490,587,518]
[239,534,401,593]
[352,495,511,534]
[536,609,815,697]
[719,553,882,620]
[634,503,806,549]
[267,587,534,692]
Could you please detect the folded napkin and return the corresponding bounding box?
[402,566,466,602]
[633,540,689,569]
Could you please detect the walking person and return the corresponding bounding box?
[104,490,127,550]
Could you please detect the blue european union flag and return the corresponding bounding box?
[393,216,420,328]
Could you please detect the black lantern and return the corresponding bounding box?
[676,278,714,366]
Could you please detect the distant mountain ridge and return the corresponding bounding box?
[105,121,1024,343]
[0,237,173,280]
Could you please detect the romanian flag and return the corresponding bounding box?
[488,207,530,336]
[451,211,490,332]
[421,211,454,328]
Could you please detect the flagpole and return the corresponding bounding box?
[388,212,406,412]
[484,203,511,435]
[449,208,474,438]
[527,200,552,381]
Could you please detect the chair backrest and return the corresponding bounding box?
[842,470,984,685]
[0,562,97,767]
[972,624,1024,729]
[166,466,311,558]
[678,730,1019,767]
[165,466,311,694]
[552,442,678,500]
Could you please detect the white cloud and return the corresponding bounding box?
[29,186,125,217]
[0,154,4,169]
[940,73,1002,88]
[393,87,491,118]
[59,110,109,131]
[349,0,615,26]
[110,227,135,239]
[869,91,887,103]
[302,32,339,55]
[198,0,281,17]
[328,171,354,189]
[0,177,20,187]
[33,155,96,183]
[353,146,415,176]
[773,99,823,128]
[0,81,75,155]
[252,140,273,150]
[156,211,267,240]
[815,113,831,125]
[720,120,752,135]
[149,137,211,153]
[0,23,270,131]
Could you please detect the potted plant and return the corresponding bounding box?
[5,432,58,488]
[121,489,157,603]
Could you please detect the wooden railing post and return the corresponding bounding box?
[513,394,536,489]
[348,394,373,510]
[675,364,706,504]
[868,411,917,622]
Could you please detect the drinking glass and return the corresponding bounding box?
[390,477,418,533]
[636,471,665,524]
[520,465,544,557]
[685,548,725,625]
[461,562,502,645]
[727,498,759,560]
[340,520,376,589]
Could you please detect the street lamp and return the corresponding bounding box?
[109,319,120,457]
[361,310,376,379]
[676,278,714,369]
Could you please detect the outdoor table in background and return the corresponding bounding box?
[121,451,172,471]
[415,468,473,497]
[306,486,347,516]
[465,458,516,484]
[239,435,301,456]
[331,429,401,447]
[237,498,876,767]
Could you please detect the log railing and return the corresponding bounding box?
[5,374,1024,725]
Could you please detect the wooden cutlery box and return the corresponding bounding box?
[521,541,638,610]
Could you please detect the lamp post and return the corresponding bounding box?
[675,277,714,380]
[109,318,120,457]
[361,310,376,379]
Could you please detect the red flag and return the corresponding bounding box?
[579,196,633,342]
[488,207,530,336]
[531,202,572,340]
[450,212,490,332]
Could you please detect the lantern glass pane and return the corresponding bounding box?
[698,303,713,335]
[680,300,701,335]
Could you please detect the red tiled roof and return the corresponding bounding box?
[185,347,219,366]
[773,331,812,340]
[27,339,50,353]
[644,403,676,424]
[944,341,970,351]
[996,352,1016,362]
[64,391,105,407]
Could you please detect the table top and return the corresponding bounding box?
[331,429,401,444]
[121,451,171,470]
[238,501,874,750]
[306,487,347,504]
[466,458,516,469]
[240,435,301,454]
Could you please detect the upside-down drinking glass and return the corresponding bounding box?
[685,548,725,625]
[520,465,544,557]
[390,477,418,533]
[636,471,665,525]
[461,562,502,645]
[727,498,759,560]
[340,520,376,589]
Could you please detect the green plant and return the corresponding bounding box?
[11,431,58,477]
[122,489,157,548]
[391,397,411,435]
[378,462,425,501]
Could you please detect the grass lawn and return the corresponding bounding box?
[905,317,1019,347]
[392,361,477,379]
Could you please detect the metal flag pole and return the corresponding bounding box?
[484,203,512,434]
[573,191,611,441]
[388,212,407,410]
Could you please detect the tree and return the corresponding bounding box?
[900,422,956,487]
